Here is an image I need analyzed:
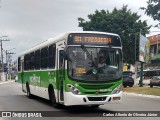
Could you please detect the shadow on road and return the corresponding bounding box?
[61,105,114,117]
[27,95,114,117]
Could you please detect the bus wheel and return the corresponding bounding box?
[26,83,33,98]
[49,88,60,108]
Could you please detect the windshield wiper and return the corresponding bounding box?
[81,45,93,60]
[81,45,96,67]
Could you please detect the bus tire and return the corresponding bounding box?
[26,83,33,98]
[150,85,153,88]
[49,88,60,108]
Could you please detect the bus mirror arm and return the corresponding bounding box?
[61,50,67,60]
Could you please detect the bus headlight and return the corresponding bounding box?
[67,84,81,95]
[111,85,122,94]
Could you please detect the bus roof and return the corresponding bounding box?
[19,31,120,57]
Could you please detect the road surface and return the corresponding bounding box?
[0,81,160,120]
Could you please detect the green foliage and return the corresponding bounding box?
[78,5,150,64]
[141,0,160,27]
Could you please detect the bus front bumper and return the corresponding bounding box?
[64,91,122,106]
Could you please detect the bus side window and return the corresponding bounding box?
[35,50,41,70]
[18,57,21,71]
[41,47,49,69]
[48,44,56,68]
[24,54,30,70]
[30,52,35,70]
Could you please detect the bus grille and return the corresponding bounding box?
[84,92,109,94]
[87,97,107,101]
[79,84,113,90]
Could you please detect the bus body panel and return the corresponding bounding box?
[64,91,122,106]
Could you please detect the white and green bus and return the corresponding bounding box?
[18,31,123,108]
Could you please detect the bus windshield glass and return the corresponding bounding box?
[67,47,122,82]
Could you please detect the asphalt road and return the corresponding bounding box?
[0,81,160,120]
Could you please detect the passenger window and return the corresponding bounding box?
[24,54,30,70]
[48,44,56,68]
[35,50,41,70]
[30,52,35,70]
[41,47,48,69]
[18,57,21,71]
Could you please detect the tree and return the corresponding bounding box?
[78,5,150,64]
[141,0,160,27]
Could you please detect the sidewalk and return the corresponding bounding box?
[123,85,160,99]
[0,79,15,85]
[123,91,160,99]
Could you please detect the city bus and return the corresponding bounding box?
[18,31,123,108]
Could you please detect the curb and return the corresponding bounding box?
[0,80,15,85]
[123,92,160,99]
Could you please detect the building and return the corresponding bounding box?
[147,34,160,59]
[147,34,160,64]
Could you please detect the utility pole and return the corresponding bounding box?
[7,52,15,80]
[135,34,137,63]
[0,36,9,81]
[129,30,140,86]
[156,34,160,54]
[139,28,144,87]
[5,48,15,80]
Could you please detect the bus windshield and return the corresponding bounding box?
[67,46,123,82]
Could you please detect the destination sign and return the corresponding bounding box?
[74,36,112,44]
[68,33,121,47]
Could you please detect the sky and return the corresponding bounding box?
[0,0,160,61]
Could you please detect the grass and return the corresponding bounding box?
[123,86,160,96]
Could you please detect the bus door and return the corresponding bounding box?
[57,46,65,102]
